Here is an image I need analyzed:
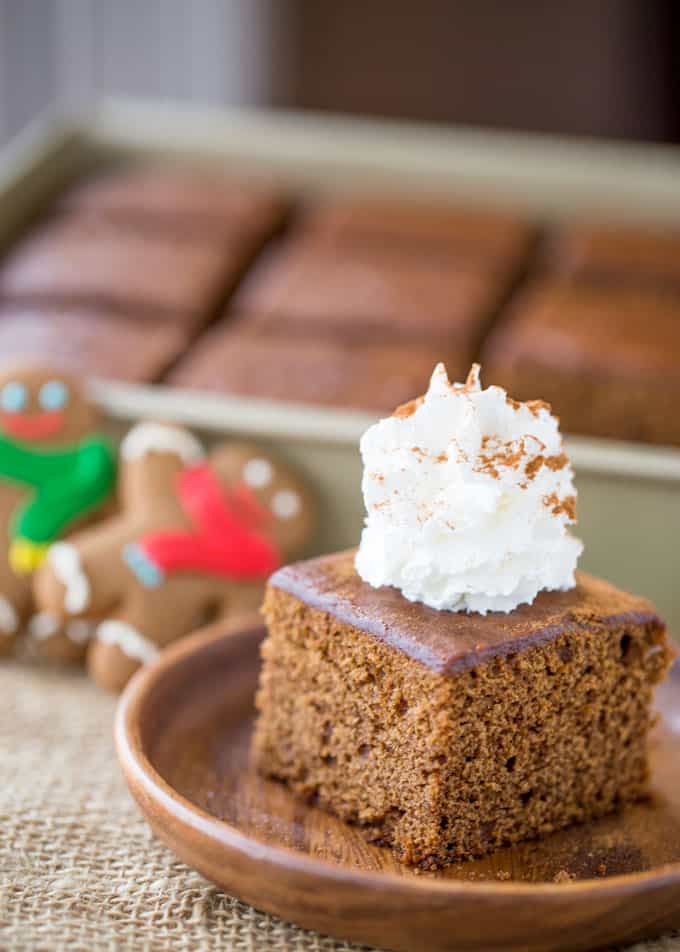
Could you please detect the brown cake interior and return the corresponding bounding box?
[253,550,673,869]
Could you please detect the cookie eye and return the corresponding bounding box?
[0,381,27,413]
[242,457,273,489]
[272,489,301,520]
[39,380,69,411]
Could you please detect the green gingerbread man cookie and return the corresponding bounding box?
[0,365,115,657]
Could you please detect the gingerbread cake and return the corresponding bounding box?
[252,363,673,868]
[0,216,248,329]
[301,195,534,263]
[254,551,671,868]
[545,221,680,292]
[482,283,680,445]
[59,165,288,240]
[0,306,189,383]
[233,238,513,352]
[168,323,450,412]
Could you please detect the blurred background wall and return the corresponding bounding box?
[0,0,294,144]
[0,0,678,146]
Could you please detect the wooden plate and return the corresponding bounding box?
[115,618,680,952]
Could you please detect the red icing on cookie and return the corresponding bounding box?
[2,410,65,441]
[137,463,281,579]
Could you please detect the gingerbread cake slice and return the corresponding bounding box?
[300,195,534,264]
[253,551,671,868]
[0,305,189,383]
[59,165,289,241]
[253,362,673,869]
[0,216,252,329]
[167,323,453,412]
[481,283,680,445]
[545,221,680,292]
[232,238,513,352]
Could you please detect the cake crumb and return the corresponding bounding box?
[553,869,575,883]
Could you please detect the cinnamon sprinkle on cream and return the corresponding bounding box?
[544,493,577,520]
[476,435,538,479]
[393,396,424,419]
[525,453,568,480]
[527,398,552,416]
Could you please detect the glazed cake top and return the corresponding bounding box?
[268,549,663,674]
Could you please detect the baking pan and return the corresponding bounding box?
[0,100,678,630]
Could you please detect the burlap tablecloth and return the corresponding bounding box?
[1,657,679,952]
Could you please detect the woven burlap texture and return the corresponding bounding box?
[1,658,679,952]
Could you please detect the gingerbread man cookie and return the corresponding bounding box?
[34,421,315,691]
[0,364,115,657]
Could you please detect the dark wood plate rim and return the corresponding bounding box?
[115,617,680,899]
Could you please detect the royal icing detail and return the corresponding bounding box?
[123,543,164,588]
[29,610,92,644]
[1,381,27,413]
[271,489,301,520]
[9,538,49,574]
[96,620,160,665]
[66,619,93,645]
[2,410,65,441]
[242,457,273,489]
[131,464,281,584]
[39,380,69,411]
[27,611,60,640]
[0,432,115,549]
[49,543,91,613]
[0,595,18,634]
[121,422,204,465]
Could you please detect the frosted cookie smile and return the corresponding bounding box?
[0,376,71,441]
[1,409,65,441]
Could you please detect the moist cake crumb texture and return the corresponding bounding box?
[252,550,673,869]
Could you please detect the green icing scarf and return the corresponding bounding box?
[0,432,116,547]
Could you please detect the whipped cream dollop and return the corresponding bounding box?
[355,363,582,614]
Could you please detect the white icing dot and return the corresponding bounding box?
[0,596,18,634]
[121,422,204,465]
[66,620,93,644]
[242,457,274,489]
[272,489,301,520]
[28,611,60,640]
[48,543,90,613]
[96,620,160,665]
